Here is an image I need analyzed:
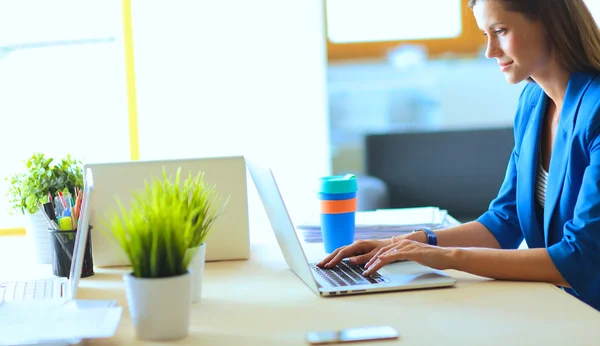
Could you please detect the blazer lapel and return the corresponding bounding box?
[543,73,594,245]
[517,93,545,245]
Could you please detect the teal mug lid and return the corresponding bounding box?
[319,174,358,194]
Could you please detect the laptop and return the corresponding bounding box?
[1,168,96,302]
[84,155,250,267]
[246,159,457,296]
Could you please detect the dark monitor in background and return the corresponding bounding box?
[365,127,514,222]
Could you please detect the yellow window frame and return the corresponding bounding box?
[326,0,485,61]
[0,0,140,237]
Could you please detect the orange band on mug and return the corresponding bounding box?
[320,198,357,214]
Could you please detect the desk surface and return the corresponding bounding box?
[3,226,600,345]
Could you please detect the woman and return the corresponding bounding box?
[318,0,600,311]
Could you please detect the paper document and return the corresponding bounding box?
[296,207,452,243]
[357,207,446,228]
[0,300,122,345]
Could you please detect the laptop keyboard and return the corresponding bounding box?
[0,280,56,301]
[310,260,390,287]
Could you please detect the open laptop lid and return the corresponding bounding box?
[67,168,94,300]
[245,159,320,295]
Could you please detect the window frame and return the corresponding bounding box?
[326,0,485,61]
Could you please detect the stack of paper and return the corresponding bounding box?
[0,300,122,345]
[296,207,449,243]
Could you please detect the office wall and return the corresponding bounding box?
[327,58,526,174]
[131,1,331,232]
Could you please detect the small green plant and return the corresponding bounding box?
[5,153,83,215]
[105,168,225,278]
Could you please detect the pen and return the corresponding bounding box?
[74,190,82,222]
[57,191,68,209]
[62,194,73,212]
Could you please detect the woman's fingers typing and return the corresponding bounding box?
[365,242,399,268]
[317,240,388,268]
[363,247,406,275]
[316,246,346,267]
[347,251,376,265]
[324,245,361,268]
[363,240,416,276]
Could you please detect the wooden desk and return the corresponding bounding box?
[74,232,599,346]
[3,226,600,345]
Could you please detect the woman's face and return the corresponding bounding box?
[473,0,552,84]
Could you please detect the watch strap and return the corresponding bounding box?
[413,227,437,246]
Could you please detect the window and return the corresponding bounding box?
[0,0,129,231]
[326,0,462,43]
[326,0,484,61]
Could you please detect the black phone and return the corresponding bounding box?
[306,326,399,344]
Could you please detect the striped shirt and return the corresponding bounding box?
[536,159,549,208]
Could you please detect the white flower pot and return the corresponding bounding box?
[123,271,192,341]
[26,211,52,264]
[187,243,206,303]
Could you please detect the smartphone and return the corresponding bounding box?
[306,326,399,344]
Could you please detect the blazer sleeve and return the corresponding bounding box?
[477,149,524,249]
[547,122,600,301]
[476,84,535,249]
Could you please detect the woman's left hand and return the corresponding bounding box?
[362,238,455,276]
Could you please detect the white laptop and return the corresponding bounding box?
[1,169,97,302]
[246,159,457,297]
[84,155,250,267]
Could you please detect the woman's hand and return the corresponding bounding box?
[316,232,428,269]
[316,239,392,268]
[363,238,455,276]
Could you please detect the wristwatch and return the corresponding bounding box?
[412,227,437,246]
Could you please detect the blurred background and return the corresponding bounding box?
[1,0,599,231]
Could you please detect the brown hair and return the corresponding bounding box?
[468,0,600,73]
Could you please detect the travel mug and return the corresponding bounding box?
[319,174,358,253]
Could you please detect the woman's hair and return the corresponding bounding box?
[468,0,600,73]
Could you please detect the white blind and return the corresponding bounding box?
[326,0,462,43]
[0,0,129,227]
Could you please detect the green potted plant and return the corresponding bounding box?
[180,170,225,303]
[104,168,223,341]
[5,153,83,264]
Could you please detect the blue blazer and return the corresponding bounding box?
[478,72,600,311]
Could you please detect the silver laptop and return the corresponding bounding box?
[246,159,457,297]
[1,169,96,302]
[84,155,250,267]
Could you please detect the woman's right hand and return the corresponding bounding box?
[316,239,393,269]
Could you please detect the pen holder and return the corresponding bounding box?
[48,227,94,278]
